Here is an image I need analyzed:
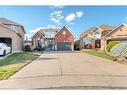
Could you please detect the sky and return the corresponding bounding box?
[0,6,127,40]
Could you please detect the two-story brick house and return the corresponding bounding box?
[32,26,74,51]
[55,26,74,51]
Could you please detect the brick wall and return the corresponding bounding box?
[55,26,74,43]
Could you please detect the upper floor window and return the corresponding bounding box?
[93,32,101,39]
[10,26,18,32]
[44,32,55,38]
[83,36,91,45]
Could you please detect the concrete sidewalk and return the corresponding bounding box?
[0,51,127,89]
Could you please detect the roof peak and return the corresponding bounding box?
[121,23,127,26]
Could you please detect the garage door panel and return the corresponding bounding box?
[57,42,72,51]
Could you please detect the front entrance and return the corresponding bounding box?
[95,39,101,48]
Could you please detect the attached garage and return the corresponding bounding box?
[0,18,26,52]
[0,24,24,52]
[57,42,72,51]
[0,38,12,47]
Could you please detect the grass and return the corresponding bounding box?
[82,50,113,60]
[0,52,40,80]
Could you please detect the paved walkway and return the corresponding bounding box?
[0,51,127,89]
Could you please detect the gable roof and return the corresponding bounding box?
[99,25,115,37]
[80,27,96,39]
[39,28,59,34]
[0,18,26,33]
[99,24,115,31]
[32,28,59,39]
[0,18,21,26]
[0,23,22,37]
[105,23,127,37]
[55,26,73,37]
[101,30,112,37]
[80,25,114,39]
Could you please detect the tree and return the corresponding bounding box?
[74,40,80,50]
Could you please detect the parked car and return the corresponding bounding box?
[0,43,11,56]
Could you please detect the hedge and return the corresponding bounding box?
[111,42,127,59]
[106,41,120,52]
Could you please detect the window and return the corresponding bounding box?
[93,32,101,39]
[83,36,91,45]
[44,32,55,38]
[10,26,18,32]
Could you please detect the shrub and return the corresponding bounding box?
[25,44,32,52]
[35,43,42,51]
[106,41,120,52]
[111,42,127,59]
[74,40,80,50]
[85,44,92,49]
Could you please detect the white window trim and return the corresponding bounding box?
[93,32,101,39]
[10,26,18,32]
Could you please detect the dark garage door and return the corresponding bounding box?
[0,38,12,51]
[57,42,72,51]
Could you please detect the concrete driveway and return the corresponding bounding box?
[0,51,127,89]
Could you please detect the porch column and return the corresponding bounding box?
[55,42,57,51]
[91,39,95,49]
[104,38,107,52]
[79,38,83,50]
[71,42,74,51]
[101,38,105,51]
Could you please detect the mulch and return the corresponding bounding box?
[117,60,127,65]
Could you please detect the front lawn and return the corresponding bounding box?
[0,52,40,80]
[82,50,113,60]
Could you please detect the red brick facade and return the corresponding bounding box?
[32,26,74,51]
[32,32,42,45]
[55,26,74,43]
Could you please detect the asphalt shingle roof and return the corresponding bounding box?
[80,27,96,39]
[0,18,22,26]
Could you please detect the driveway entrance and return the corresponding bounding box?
[0,51,127,89]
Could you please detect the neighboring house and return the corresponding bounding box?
[32,28,57,50]
[104,23,127,46]
[25,36,32,46]
[80,24,115,51]
[0,18,25,52]
[32,26,74,51]
[80,23,127,51]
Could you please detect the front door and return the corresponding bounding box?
[95,39,101,48]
